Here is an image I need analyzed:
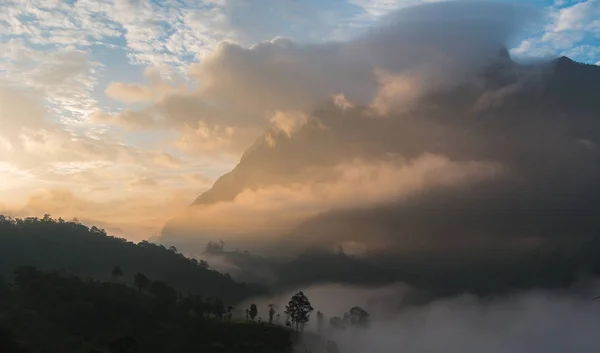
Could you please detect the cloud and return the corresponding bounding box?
[98,1,538,158]
[188,0,530,118]
[158,2,600,262]
[1,37,102,120]
[104,82,154,104]
[12,188,192,241]
[554,0,600,32]
[0,87,219,240]
[269,111,309,137]
[163,153,502,250]
[103,66,190,105]
[512,0,600,62]
[245,283,600,353]
[0,88,48,133]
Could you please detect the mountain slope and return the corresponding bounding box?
[0,216,265,302]
[160,55,600,293]
[189,56,600,208]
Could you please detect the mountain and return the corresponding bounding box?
[160,55,600,293]
[0,216,266,303]
[183,56,600,211]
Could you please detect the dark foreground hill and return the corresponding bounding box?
[0,267,292,353]
[0,215,265,303]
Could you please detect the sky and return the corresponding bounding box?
[1,0,599,240]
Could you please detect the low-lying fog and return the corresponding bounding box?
[243,283,600,353]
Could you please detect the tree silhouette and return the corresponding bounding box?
[316,310,324,331]
[0,326,28,353]
[133,273,150,293]
[149,281,178,305]
[348,306,369,327]
[0,215,265,303]
[227,306,233,322]
[108,335,139,353]
[248,303,258,321]
[326,340,340,353]
[209,298,226,319]
[284,291,313,332]
[329,316,345,330]
[0,217,294,353]
[268,304,275,324]
[111,265,123,282]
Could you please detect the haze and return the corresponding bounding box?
[2,1,600,352]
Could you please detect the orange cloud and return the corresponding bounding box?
[166,153,503,249]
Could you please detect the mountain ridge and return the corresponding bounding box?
[186,55,600,209]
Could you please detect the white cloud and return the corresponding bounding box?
[554,0,600,32]
[513,0,600,62]
[349,0,442,19]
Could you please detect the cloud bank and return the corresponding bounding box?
[285,283,600,353]
[99,1,539,156]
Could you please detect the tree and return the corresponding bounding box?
[316,310,324,331]
[0,326,28,353]
[329,316,345,330]
[326,340,339,353]
[133,273,150,293]
[248,303,258,321]
[108,335,139,353]
[268,304,275,324]
[111,266,123,281]
[227,306,233,322]
[149,281,178,305]
[205,241,225,254]
[209,298,226,319]
[348,306,369,327]
[14,266,40,287]
[284,291,313,332]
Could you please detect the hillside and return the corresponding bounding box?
[0,215,265,303]
[0,267,292,353]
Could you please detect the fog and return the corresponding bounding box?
[243,283,600,353]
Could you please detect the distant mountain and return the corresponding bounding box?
[160,55,600,293]
[185,56,600,209]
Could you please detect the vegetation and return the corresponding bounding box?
[0,267,292,353]
[0,215,358,353]
[0,215,265,302]
[327,307,370,331]
[248,303,258,321]
[285,291,314,332]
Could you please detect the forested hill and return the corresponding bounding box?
[0,215,265,303]
[0,267,292,353]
